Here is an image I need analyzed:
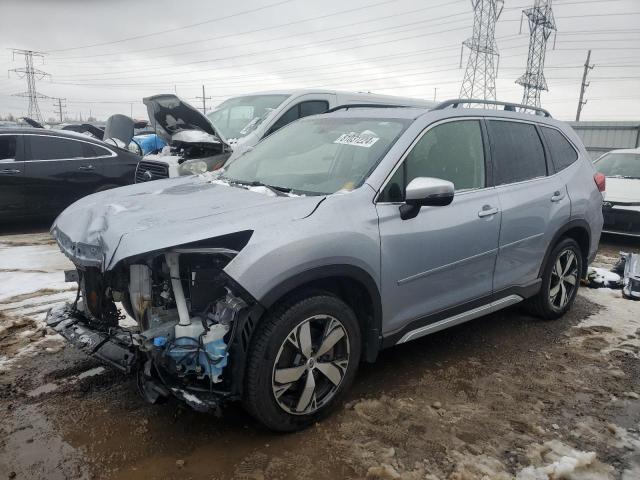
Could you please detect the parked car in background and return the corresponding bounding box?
[0,128,140,220]
[594,147,640,237]
[134,90,436,182]
[48,99,602,431]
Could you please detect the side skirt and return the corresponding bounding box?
[381,280,541,348]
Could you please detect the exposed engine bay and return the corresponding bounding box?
[46,247,259,412]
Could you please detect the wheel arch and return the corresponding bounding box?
[540,219,591,278]
[259,264,383,363]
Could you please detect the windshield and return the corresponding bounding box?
[221,116,409,195]
[595,152,640,179]
[207,94,290,141]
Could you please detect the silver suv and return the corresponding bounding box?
[47,100,603,431]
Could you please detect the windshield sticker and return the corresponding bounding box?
[334,132,380,148]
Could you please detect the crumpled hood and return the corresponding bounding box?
[604,177,640,203]
[51,175,324,271]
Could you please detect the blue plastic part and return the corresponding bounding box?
[153,336,167,347]
[167,337,228,380]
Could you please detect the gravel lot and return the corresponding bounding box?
[1,223,639,480]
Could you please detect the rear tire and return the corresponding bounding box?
[525,237,583,320]
[243,293,361,432]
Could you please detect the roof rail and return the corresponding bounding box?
[324,104,410,113]
[433,99,552,118]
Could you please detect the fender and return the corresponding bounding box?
[539,219,592,278]
[260,264,383,363]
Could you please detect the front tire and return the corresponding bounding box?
[243,293,361,431]
[525,237,583,320]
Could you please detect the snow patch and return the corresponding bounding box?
[587,267,622,288]
[517,440,612,479]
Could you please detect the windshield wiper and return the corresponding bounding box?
[225,178,291,196]
[247,180,291,196]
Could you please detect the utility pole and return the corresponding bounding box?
[196,85,211,114]
[53,97,66,123]
[516,0,557,108]
[575,50,594,121]
[459,0,504,101]
[433,87,437,102]
[8,49,50,123]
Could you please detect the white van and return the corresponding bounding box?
[135,89,435,181]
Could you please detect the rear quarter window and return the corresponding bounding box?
[486,120,547,185]
[541,126,578,172]
[82,142,112,158]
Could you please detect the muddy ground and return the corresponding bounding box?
[0,225,639,480]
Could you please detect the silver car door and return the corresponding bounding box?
[375,118,501,340]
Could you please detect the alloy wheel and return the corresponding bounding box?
[549,248,579,309]
[272,314,350,415]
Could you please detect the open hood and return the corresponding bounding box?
[103,114,134,147]
[143,94,228,147]
[20,117,44,129]
[61,123,105,139]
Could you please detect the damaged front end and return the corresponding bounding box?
[46,243,262,412]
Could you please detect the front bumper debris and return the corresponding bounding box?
[622,253,640,300]
[50,226,105,268]
[45,304,225,412]
[46,304,138,373]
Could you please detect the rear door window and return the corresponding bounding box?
[0,135,17,160]
[540,126,578,172]
[486,120,547,185]
[26,135,85,161]
[379,120,486,202]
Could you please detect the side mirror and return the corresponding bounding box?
[400,177,454,220]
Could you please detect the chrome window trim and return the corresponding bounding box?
[18,132,117,161]
[375,116,489,204]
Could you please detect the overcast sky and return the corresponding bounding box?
[1,0,638,122]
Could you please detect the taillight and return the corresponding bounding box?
[594,172,606,192]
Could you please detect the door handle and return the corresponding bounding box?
[551,191,565,202]
[78,165,95,171]
[478,205,499,217]
[0,168,21,175]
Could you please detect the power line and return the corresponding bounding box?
[48,0,444,62]
[51,11,477,79]
[46,0,298,53]
[48,11,640,83]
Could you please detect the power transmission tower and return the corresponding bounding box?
[8,49,50,122]
[575,50,594,121]
[516,0,557,108]
[196,85,211,114]
[459,0,504,101]
[53,97,67,123]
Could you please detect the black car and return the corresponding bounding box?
[0,129,140,220]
